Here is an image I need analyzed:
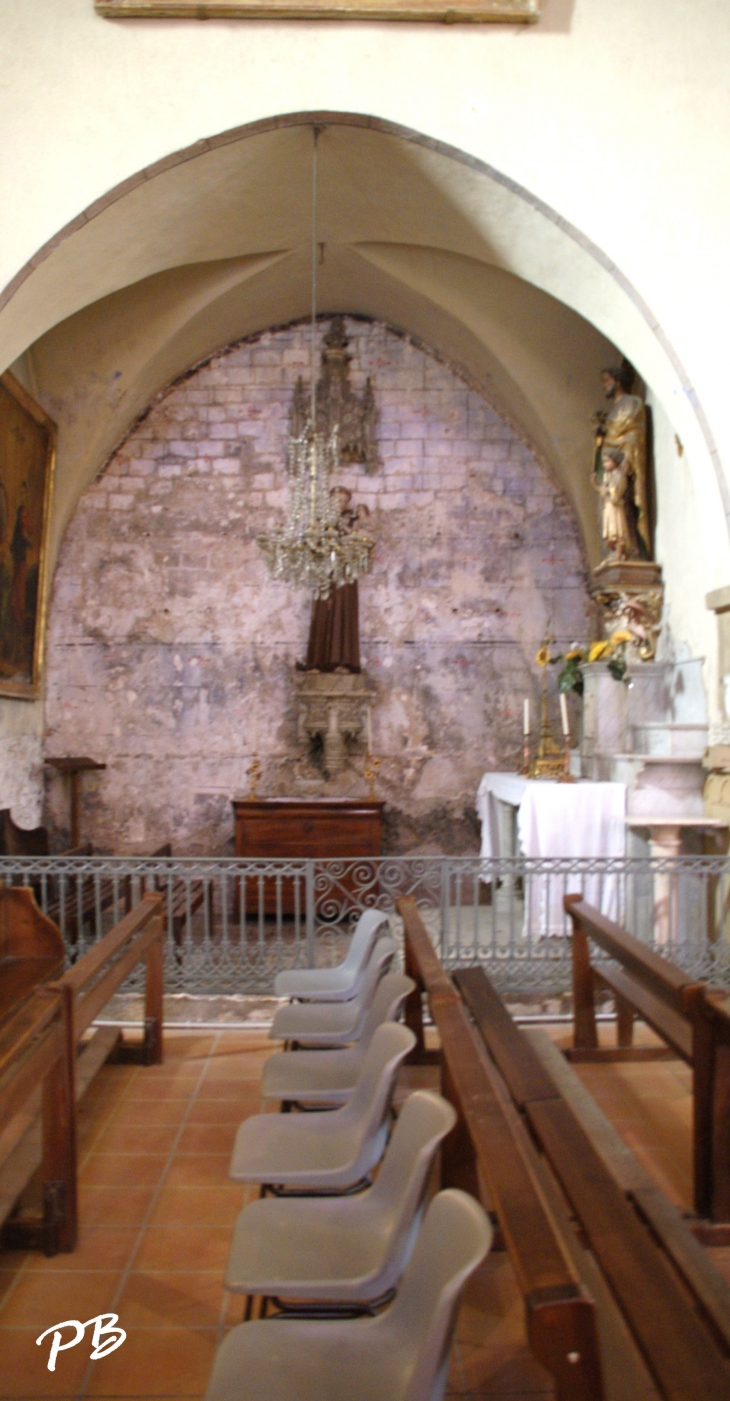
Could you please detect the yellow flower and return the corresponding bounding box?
[535,645,552,667]
[565,648,586,661]
[609,630,633,646]
[588,640,610,662]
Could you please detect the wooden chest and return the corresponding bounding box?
[232,798,384,916]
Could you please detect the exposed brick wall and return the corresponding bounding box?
[44,318,592,853]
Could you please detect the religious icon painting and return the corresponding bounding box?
[0,372,56,699]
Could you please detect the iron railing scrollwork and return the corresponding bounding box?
[1,852,729,997]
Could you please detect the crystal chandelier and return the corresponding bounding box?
[257,127,374,600]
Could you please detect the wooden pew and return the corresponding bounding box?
[0,885,65,1024]
[695,988,730,1222]
[0,808,53,857]
[136,843,211,955]
[397,896,606,1401]
[0,808,90,859]
[399,896,730,1401]
[0,890,163,1254]
[0,886,76,1253]
[563,892,703,1063]
[0,811,118,943]
[0,982,76,1256]
[563,893,730,1223]
[60,891,164,1064]
[454,963,730,1401]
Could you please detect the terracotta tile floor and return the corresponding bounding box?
[0,1023,722,1400]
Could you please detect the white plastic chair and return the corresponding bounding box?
[226,1090,457,1308]
[205,1189,492,1401]
[270,936,396,1047]
[273,908,389,1003]
[229,1022,415,1192]
[261,972,414,1106]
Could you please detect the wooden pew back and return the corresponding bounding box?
[0,887,65,1027]
[0,809,50,857]
[562,893,730,1220]
[564,892,702,1061]
[455,965,730,1401]
[397,897,605,1401]
[0,980,76,1253]
[0,891,164,1255]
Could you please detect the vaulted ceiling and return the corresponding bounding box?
[6,118,627,569]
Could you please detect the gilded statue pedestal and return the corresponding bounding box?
[592,560,664,660]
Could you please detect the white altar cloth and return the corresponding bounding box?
[477,773,627,934]
[476,773,528,860]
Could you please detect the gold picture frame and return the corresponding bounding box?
[96,0,538,21]
[0,372,56,700]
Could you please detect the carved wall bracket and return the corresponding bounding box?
[296,670,371,778]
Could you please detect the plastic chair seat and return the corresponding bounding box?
[274,908,389,1002]
[261,1045,364,1106]
[205,1190,492,1401]
[270,937,396,1046]
[207,1316,405,1401]
[229,1022,415,1190]
[230,1114,389,1189]
[261,972,414,1106]
[226,1090,457,1302]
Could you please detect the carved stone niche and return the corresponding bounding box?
[296,671,371,778]
[592,559,664,661]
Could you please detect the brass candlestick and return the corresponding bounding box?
[529,670,564,779]
[521,735,531,776]
[247,756,261,799]
[364,753,381,798]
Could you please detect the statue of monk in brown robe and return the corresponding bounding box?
[305,489,372,673]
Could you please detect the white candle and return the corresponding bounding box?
[523,699,530,737]
[559,691,570,740]
[366,706,373,754]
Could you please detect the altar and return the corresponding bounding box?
[477,774,627,862]
[476,773,627,934]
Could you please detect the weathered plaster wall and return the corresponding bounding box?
[44,318,592,853]
[0,698,43,827]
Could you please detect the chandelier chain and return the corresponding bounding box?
[257,124,375,599]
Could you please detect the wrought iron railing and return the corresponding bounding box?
[2,853,730,997]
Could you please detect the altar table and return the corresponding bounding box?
[476,773,627,934]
